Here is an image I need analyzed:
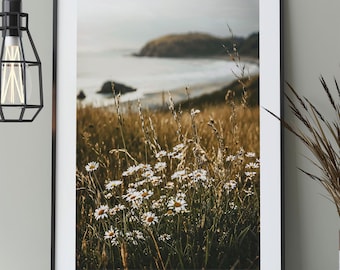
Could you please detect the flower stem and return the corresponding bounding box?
[148,229,166,270]
[120,241,128,270]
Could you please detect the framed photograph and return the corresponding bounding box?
[54,0,282,269]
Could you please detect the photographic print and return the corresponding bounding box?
[75,1,263,269]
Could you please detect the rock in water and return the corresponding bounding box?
[77,90,86,100]
[97,81,137,96]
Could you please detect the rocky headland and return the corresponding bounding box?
[135,32,258,58]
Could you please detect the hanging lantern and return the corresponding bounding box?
[0,0,42,122]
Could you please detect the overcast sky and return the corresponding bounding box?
[78,0,259,52]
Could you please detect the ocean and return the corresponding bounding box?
[77,48,259,106]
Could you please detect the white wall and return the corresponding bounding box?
[284,0,340,269]
[0,0,53,270]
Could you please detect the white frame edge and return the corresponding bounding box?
[260,0,282,269]
[54,0,282,269]
[55,0,77,269]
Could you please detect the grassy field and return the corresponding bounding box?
[76,84,260,269]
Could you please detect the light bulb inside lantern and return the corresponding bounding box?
[0,36,30,105]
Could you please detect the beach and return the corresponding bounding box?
[78,49,259,110]
[78,76,251,113]
[124,80,234,109]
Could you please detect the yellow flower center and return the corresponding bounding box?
[146,216,154,223]
[174,201,182,207]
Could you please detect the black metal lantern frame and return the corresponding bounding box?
[0,0,43,122]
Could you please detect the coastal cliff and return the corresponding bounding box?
[135,32,258,58]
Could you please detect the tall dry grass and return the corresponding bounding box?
[268,76,339,215]
[76,91,260,269]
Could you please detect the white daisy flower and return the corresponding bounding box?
[105,180,123,190]
[110,204,126,215]
[155,150,167,159]
[151,200,162,209]
[223,180,237,191]
[164,209,175,216]
[140,163,152,171]
[173,143,185,152]
[176,192,186,199]
[141,212,159,226]
[123,191,142,203]
[245,152,256,158]
[245,171,257,177]
[116,204,126,211]
[125,188,137,194]
[104,193,113,199]
[189,169,208,182]
[149,176,162,186]
[167,152,175,158]
[244,187,255,196]
[142,170,154,178]
[140,189,153,200]
[111,238,120,246]
[104,226,120,240]
[122,165,138,176]
[134,179,146,187]
[85,161,99,172]
[126,230,145,245]
[158,233,171,242]
[127,211,139,222]
[154,162,167,171]
[132,230,145,240]
[167,197,188,213]
[173,152,184,160]
[165,181,175,189]
[94,205,109,220]
[171,170,187,180]
[226,155,236,162]
[245,162,260,169]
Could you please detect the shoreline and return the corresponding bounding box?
[133,80,232,109]
[77,55,259,110]
[82,73,258,113]
[78,80,232,111]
